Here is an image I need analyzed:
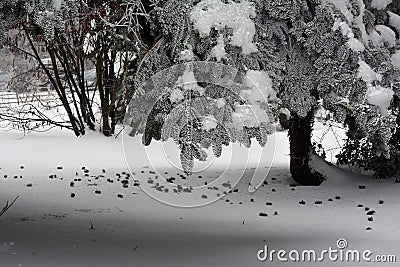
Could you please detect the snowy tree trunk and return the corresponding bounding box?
[289,111,323,186]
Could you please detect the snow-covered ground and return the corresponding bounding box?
[0,124,399,267]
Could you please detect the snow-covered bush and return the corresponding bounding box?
[0,0,155,136]
[0,0,79,42]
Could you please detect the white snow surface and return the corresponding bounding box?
[179,46,195,62]
[52,0,62,11]
[241,70,276,104]
[388,11,400,34]
[169,88,185,103]
[374,25,396,48]
[347,37,366,52]
[325,0,353,21]
[176,66,205,95]
[332,19,365,52]
[371,0,392,10]
[0,123,399,266]
[369,29,384,47]
[326,0,369,45]
[210,35,227,62]
[357,60,382,85]
[357,60,394,115]
[366,85,394,116]
[391,49,400,68]
[232,104,270,129]
[215,98,226,109]
[201,115,218,131]
[190,0,258,55]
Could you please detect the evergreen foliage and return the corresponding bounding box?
[337,1,400,178]
[0,0,78,43]
[126,0,400,177]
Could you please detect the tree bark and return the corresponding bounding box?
[289,111,324,185]
[95,45,112,137]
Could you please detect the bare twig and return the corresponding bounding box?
[90,220,95,229]
[114,125,125,139]
[0,196,20,218]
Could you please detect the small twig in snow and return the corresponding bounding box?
[0,196,20,218]
[90,220,95,230]
[114,125,125,139]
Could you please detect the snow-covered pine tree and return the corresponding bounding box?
[337,0,400,179]
[126,0,399,183]
[265,0,400,183]
[125,0,278,175]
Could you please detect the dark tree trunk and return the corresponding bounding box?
[96,47,112,137]
[278,112,290,130]
[289,111,324,186]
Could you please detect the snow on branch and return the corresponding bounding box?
[97,0,151,44]
[190,0,258,55]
